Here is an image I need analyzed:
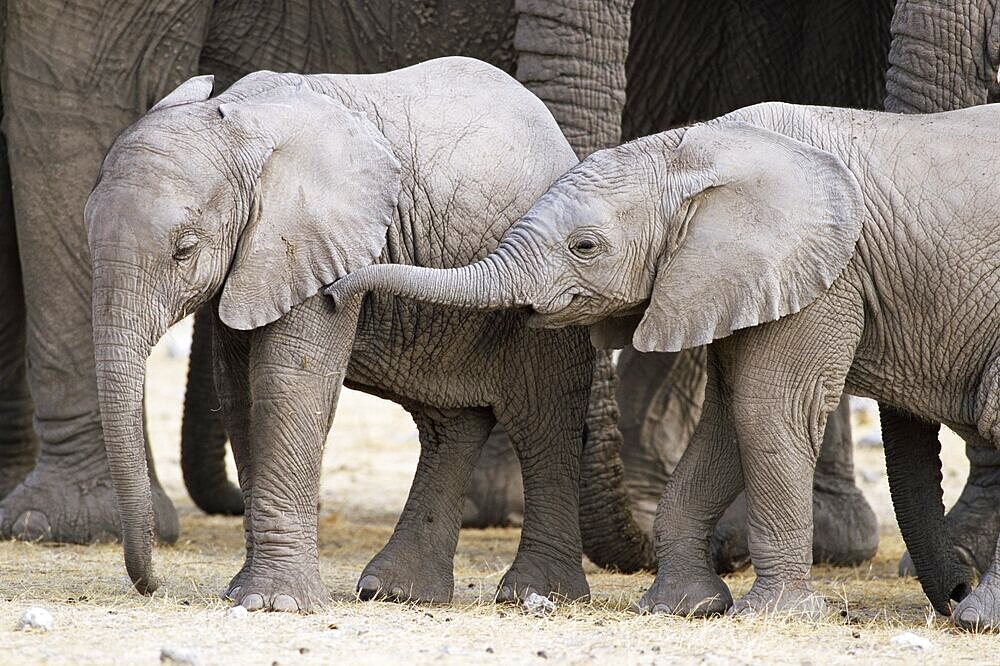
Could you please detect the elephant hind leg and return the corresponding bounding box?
[358,406,496,604]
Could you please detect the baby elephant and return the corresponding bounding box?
[86,57,597,611]
[330,101,1000,629]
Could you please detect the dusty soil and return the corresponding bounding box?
[1,326,997,664]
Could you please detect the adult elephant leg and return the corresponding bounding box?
[358,406,496,603]
[180,306,243,516]
[495,330,591,602]
[0,0,212,542]
[515,0,632,157]
[810,396,879,565]
[461,425,523,528]
[0,127,38,499]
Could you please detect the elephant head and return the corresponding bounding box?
[328,117,864,354]
[86,73,401,593]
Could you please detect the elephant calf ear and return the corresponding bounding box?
[217,84,402,330]
[150,75,215,112]
[633,121,865,353]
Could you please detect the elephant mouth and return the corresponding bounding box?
[527,292,597,328]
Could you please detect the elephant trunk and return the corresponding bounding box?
[880,406,973,615]
[327,234,538,312]
[578,350,656,572]
[92,273,165,594]
[180,306,244,516]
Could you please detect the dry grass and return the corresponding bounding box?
[1,331,998,664]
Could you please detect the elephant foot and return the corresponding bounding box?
[461,431,524,528]
[0,462,178,544]
[635,569,732,616]
[0,458,34,500]
[811,482,879,566]
[496,553,589,603]
[952,572,1000,632]
[357,540,454,603]
[225,561,327,613]
[728,581,827,620]
[899,473,1000,577]
[191,480,245,517]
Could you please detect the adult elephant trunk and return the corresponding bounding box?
[92,271,167,594]
[328,235,537,311]
[578,350,656,572]
[881,406,974,615]
[180,306,243,516]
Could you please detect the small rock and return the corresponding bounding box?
[522,592,557,617]
[225,605,248,620]
[536,650,548,659]
[17,607,54,632]
[889,632,933,652]
[160,647,201,665]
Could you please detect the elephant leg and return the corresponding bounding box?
[953,527,1000,631]
[358,407,496,603]
[210,307,255,601]
[809,396,879,565]
[461,424,523,528]
[228,297,356,613]
[636,348,741,616]
[941,444,1000,574]
[494,337,591,602]
[0,128,37,500]
[0,0,213,543]
[181,305,243,516]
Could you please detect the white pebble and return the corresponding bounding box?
[160,647,201,665]
[890,631,933,651]
[522,592,557,617]
[225,605,248,619]
[17,607,54,632]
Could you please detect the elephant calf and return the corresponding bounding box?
[86,57,598,611]
[330,101,1000,630]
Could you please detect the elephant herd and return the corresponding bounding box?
[3,0,1000,632]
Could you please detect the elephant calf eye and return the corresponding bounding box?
[570,236,602,258]
[173,233,200,261]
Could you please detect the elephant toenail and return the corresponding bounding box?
[241,593,264,611]
[13,511,51,541]
[357,575,382,599]
[272,594,299,612]
[390,586,405,598]
[652,603,673,614]
[958,608,981,627]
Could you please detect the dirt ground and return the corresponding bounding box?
[1,325,998,664]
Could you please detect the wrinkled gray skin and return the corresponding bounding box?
[600,0,892,573]
[88,59,602,612]
[328,101,1000,630]
[0,0,629,545]
[883,0,1000,581]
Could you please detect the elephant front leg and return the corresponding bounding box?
[227,299,355,613]
[637,350,741,616]
[358,407,496,603]
[953,533,1000,631]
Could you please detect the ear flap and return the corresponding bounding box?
[216,84,402,330]
[590,312,643,350]
[151,75,214,112]
[633,121,864,352]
